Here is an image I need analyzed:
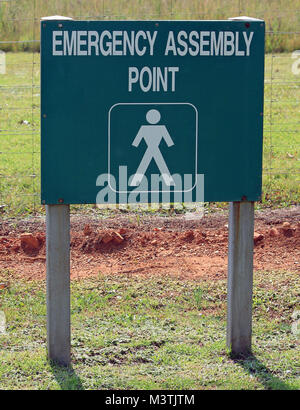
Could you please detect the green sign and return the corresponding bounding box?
[41,19,265,204]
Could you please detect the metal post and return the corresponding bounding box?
[227,201,254,356]
[46,204,70,366]
[42,15,73,367]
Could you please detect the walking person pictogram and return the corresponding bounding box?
[130,109,175,186]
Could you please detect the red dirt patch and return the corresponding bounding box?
[0,209,299,280]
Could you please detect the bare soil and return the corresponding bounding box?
[0,206,299,281]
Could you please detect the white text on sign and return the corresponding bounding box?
[52,30,254,57]
[128,67,179,92]
[52,29,254,92]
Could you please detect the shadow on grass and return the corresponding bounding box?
[50,362,84,390]
[233,354,292,390]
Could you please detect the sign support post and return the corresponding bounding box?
[42,15,73,366]
[227,201,254,356]
[225,16,262,357]
[46,204,71,366]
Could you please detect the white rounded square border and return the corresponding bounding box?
[108,102,198,194]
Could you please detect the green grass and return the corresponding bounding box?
[0,52,40,215]
[262,53,300,208]
[0,269,299,390]
[0,51,299,216]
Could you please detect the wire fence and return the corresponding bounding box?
[0,0,299,216]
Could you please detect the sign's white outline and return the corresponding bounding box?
[108,102,198,194]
